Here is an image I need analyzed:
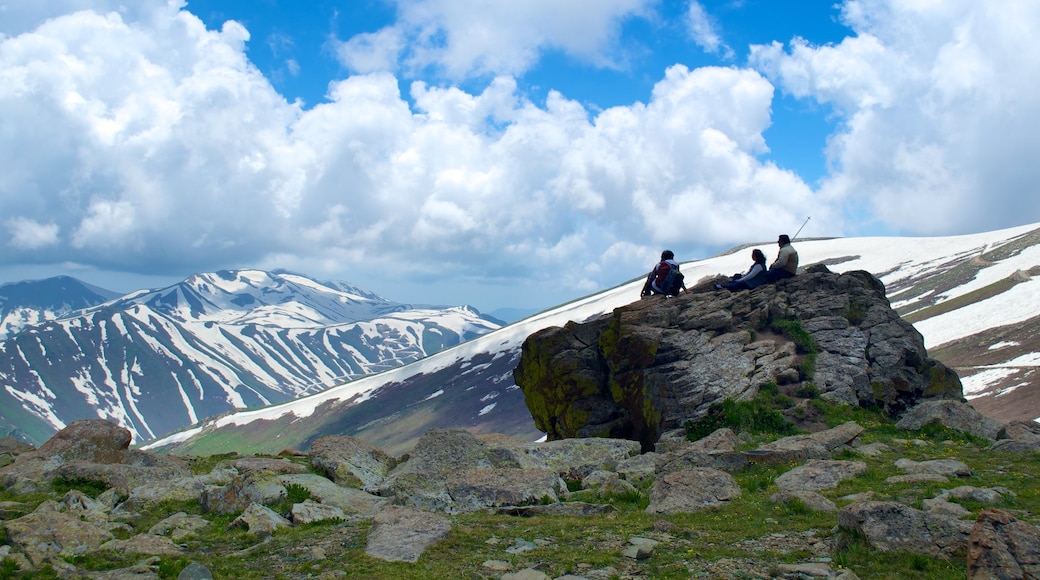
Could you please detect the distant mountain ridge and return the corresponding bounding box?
[145,222,1040,456]
[0,276,121,340]
[0,270,501,445]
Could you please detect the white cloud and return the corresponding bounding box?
[7,0,1039,311]
[0,3,824,304]
[6,218,60,250]
[749,0,1040,236]
[338,0,654,79]
[334,27,404,75]
[686,1,733,59]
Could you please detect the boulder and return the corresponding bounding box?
[838,500,972,558]
[645,468,741,514]
[308,435,396,489]
[896,399,1004,440]
[228,503,291,536]
[967,508,1040,579]
[515,269,961,450]
[365,505,452,563]
[774,459,868,491]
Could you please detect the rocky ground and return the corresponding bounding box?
[1,397,1040,579]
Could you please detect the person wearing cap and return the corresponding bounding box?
[764,234,799,282]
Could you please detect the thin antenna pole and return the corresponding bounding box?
[793,216,811,240]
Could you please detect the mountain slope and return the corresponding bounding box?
[0,276,120,341]
[0,270,500,444]
[147,222,1040,456]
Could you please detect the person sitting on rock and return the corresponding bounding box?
[764,234,799,283]
[715,249,768,291]
[641,250,687,297]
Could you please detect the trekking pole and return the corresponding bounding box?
[792,216,811,240]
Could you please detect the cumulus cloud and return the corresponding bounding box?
[337,0,654,78]
[0,1,813,304]
[749,0,1040,236]
[3,0,1038,310]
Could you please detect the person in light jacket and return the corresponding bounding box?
[716,249,768,291]
[764,234,799,282]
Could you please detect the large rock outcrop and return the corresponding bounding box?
[514,267,962,450]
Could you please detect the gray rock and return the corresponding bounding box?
[967,508,1040,579]
[838,500,972,557]
[774,459,868,491]
[365,505,451,563]
[502,570,549,580]
[941,485,1007,505]
[290,499,346,524]
[852,442,891,456]
[769,490,838,512]
[228,503,291,536]
[894,457,972,477]
[3,502,115,565]
[615,452,657,484]
[491,502,617,517]
[308,435,396,489]
[273,473,387,516]
[622,536,658,560]
[686,427,742,452]
[921,498,971,517]
[885,473,950,484]
[523,437,642,481]
[100,533,184,555]
[896,399,1003,440]
[177,561,214,580]
[515,269,962,450]
[597,473,639,498]
[646,468,741,514]
[148,512,210,541]
[446,467,566,513]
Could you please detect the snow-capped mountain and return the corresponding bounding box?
[0,276,120,341]
[146,222,1040,456]
[0,270,501,445]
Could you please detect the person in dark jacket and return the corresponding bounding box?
[716,249,768,291]
[641,250,687,297]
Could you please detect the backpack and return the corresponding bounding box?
[655,261,685,296]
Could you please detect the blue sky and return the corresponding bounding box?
[1,1,1039,315]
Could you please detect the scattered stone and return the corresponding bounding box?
[852,442,890,457]
[966,508,1040,579]
[228,503,291,536]
[838,500,972,557]
[774,460,868,491]
[896,399,1003,441]
[505,537,538,554]
[148,512,211,541]
[893,457,971,478]
[100,533,184,556]
[615,452,657,484]
[597,473,639,498]
[501,569,548,580]
[365,505,451,563]
[309,435,396,490]
[646,468,741,514]
[177,561,214,580]
[290,499,346,524]
[885,473,950,484]
[769,490,838,512]
[482,560,512,571]
[622,536,658,560]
